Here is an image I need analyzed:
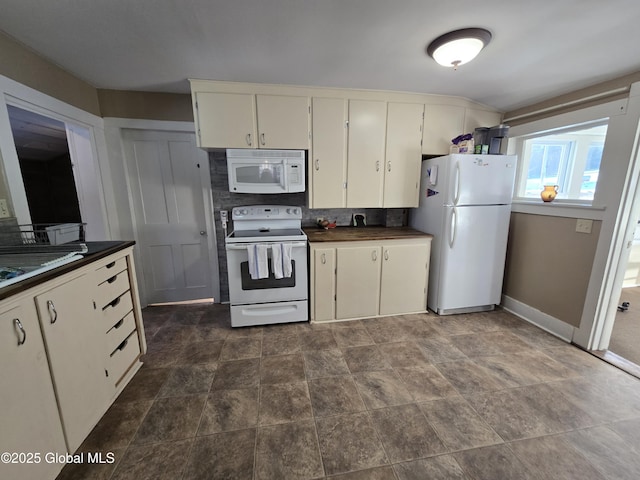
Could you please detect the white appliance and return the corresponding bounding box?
[226,149,305,194]
[225,205,308,327]
[409,154,517,315]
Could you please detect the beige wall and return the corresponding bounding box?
[0,31,193,122]
[504,213,601,327]
[97,89,193,122]
[0,31,100,116]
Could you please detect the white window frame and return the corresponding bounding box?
[512,120,608,206]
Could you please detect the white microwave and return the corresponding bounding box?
[226,149,306,194]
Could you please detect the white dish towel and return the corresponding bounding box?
[271,243,293,279]
[247,244,269,279]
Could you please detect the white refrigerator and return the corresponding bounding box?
[409,154,517,315]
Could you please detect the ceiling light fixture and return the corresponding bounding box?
[426,28,492,69]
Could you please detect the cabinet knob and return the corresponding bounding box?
[246,134,252,146]
[13,318,26,346]
[47,300,58,324]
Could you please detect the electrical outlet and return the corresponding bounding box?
[220,210,228,222]
[576,218,593,234]
[0,199,9,218]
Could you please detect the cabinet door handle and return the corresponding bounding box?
[321,253,326,264]
[315,159,320,171]
[260,133,266,145]
[246,134,252,146]
[375,161,380,172]
[47,300,58,324]
[384,249,389,260]
[387,162,391,172]
[13,318,26,345]
[372,250,377,261]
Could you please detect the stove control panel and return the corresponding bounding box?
[232,205,302,221]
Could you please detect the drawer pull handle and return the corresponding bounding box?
[113,319,124,329]
[107,275,118,284]
[109,297,121,308]
[47,300,58,324]
[106,261,116,269]
[117,339,128,351]
[14,318,26,345]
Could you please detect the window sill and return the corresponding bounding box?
[511,200,606,220]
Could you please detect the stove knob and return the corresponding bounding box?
[239,209,248,216]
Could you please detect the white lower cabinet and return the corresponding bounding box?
[36,273,113,453]
[0,246,146,479]
[336,245,382,320]
[0,300,68,480]
[379,242,430,315]
[310,237,431,323]
[312,248,336,322]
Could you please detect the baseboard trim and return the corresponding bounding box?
[501,295,574,342]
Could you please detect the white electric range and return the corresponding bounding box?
[225,205,308,327]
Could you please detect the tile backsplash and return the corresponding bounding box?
[209,150,407,301]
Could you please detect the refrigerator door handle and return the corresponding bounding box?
[453,162,461,205]
[449,207,457,248]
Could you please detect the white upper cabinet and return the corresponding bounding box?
[255,94,310,149]
[384,102,424,208]
[346,99,387,208]
[195,92,257,148]
[310,97,347,208]
[193,92,310,149]
[422,104,465,155]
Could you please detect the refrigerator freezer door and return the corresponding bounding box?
[435,204,511,314]
[445,155,516,206]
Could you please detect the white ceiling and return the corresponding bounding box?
[1,0,639,112]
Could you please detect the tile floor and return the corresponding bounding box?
[56,304,640,480]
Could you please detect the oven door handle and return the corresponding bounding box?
[226,241,307,250]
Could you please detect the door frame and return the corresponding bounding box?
[579,83,640,350]
[103,118,220,306]
[0,74,110,236]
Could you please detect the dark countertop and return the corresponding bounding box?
[303,226,432,243]
[0,240,135,301]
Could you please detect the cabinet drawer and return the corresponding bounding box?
[95,270,131,310]
[106,311,136,354]
[107,331,140,384]
[100,290,133,331]
[95,256,128,285]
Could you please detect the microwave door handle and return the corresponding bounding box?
[281,159,288,191]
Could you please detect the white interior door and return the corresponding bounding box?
[123,129,218,304]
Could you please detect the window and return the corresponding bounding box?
[515,122,608,203]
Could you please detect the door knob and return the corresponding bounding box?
[200,230,207,236]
